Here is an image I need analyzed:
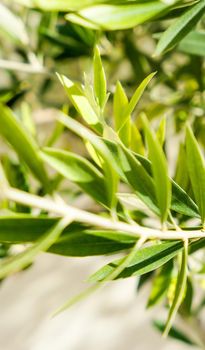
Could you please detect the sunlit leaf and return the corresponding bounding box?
[41,147,108,205]
[142,115,171,224]
[185,125,205,226]
[114,81,130,147]
[93,46,107,109]
[89,241,183,282]
[155,0,205,55]
[67,2,171,30]
[0,104,49,190]
[57,74,102,133]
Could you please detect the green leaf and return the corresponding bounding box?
[67,2,170,31]
[142,115,171,224]
[118,72,156,134]
[117,144,158,214]
[0,216,135,256]
[178,30,205,57]
[156,117,166,147]
[185,125,205,226]
[174,143,189,191]
[57,74,102,133]
[137,150,199,218]
[114,81,130,147]
[155,0,205,55]
[104,139,199,218]
[89,241,183,282]
[50,231,134,256]
[0,104,49,190]
[179,278,193,317]
[0,216,71,279]
[153,320,197,346]
[93,47,107,109]
[14,0,117,11]
[41,147,108,206]
[0,4,28,45]
[59,114,121,208]
[130,122,144,155]
[163,240,188,337]
[147,260,173,308]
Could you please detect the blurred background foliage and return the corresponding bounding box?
[0,0,204,150]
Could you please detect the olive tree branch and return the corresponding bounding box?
[2,187,205,241]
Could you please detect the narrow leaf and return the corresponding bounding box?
[163,239,188,337]
[154,320,197,346]
[0,216,135,256]
[0,104,49,190]
[155,0,205,55]
[178,30,205,57]
[41,147,108,206]
[114,81,130,147]
[119,72,156,133]
[185,125,205,226]
[69,2,170,30]
[147,260,173,308]
[89,241,183,282]
[0,216,71,279]
[93,46,107,109]
[57,74,102,133]
[142,115,171,224]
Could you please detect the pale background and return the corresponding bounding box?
[0,253,198,350]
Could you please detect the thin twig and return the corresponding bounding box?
[2,187,205,241]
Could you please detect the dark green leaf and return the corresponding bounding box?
[89,241,183,282]
[153,320,197,346]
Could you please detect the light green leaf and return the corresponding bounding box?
[104,139,199,218]
[157,117,166,147]
[114,81,130,147]
[118,72,156,133]
[59,114,120,209]
[93,47,107,109]
[14,0,116,11]
[155,0,205,55]
[142,115,171,224]
[0,216,71,279]
[0,4,28,45]
[185,125,205,226]
[41,147,108,206]
[0,104,49,190]
[174,143,189,191]
[178,30,205,57]
[57,74,102,133]
[163,239,188,337]
[130,122,144,155]
[68,2,170,30]
[117,144,158,214]
[89,241,183,282]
